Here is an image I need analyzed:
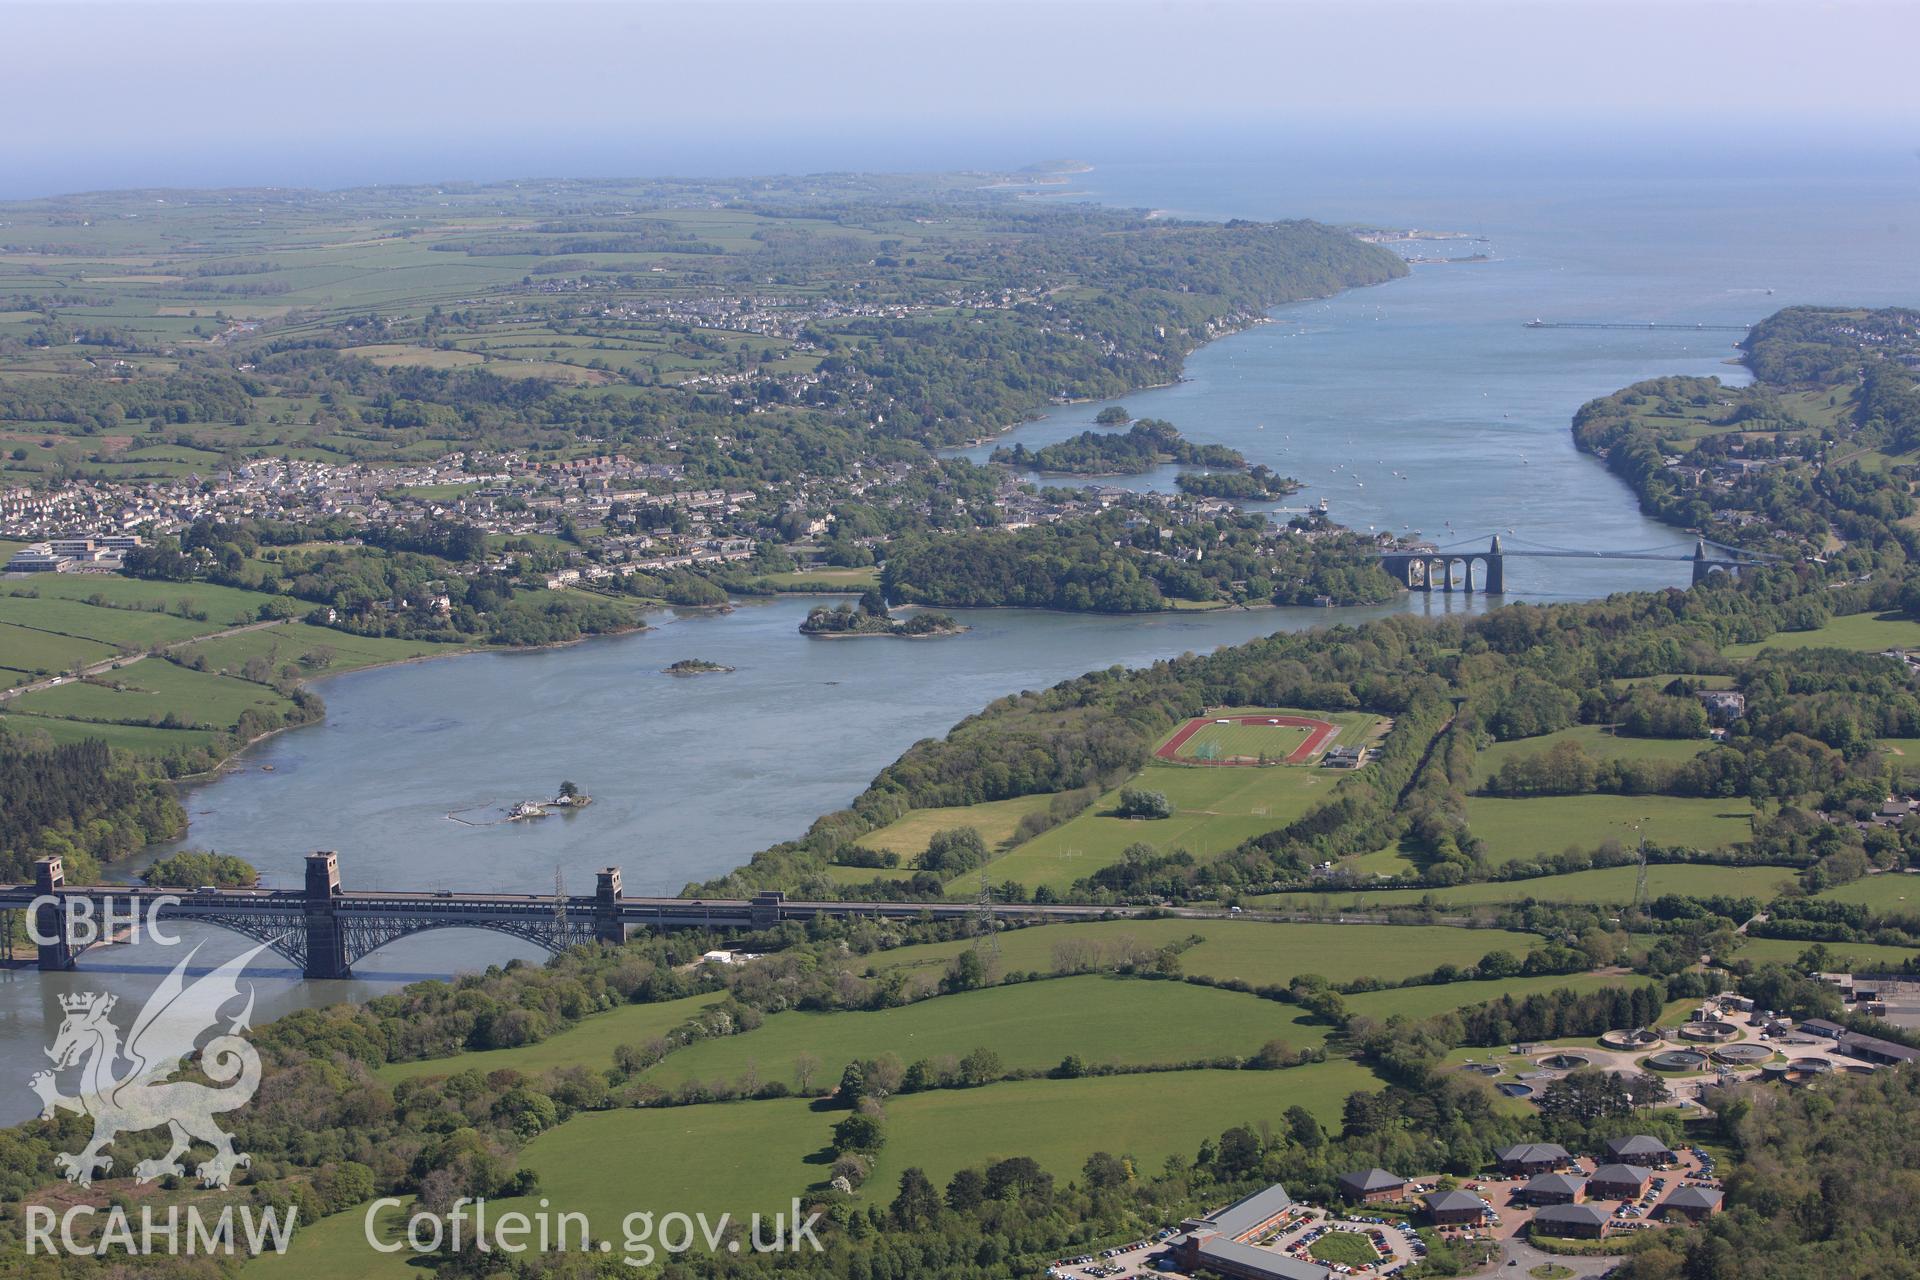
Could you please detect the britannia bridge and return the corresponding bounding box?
[1378,535,1774,593]
[0,853,1152,979]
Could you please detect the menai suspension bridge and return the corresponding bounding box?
[1379,533,1778,593]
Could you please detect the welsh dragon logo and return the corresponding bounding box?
[30,941,269,1189]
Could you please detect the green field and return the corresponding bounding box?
[7,656,298,731]
[0,620,118,679]
[0,591,221,648]
[499,1059,1380,1228]
[508,1096,834,1220]
[1252,863,1797,910]
[1342,971,1641,1023]
[1729,936,1919,970]
[244,1199,417,1280]
[974,763,1339,894]
[1466,794,1755,864]
[1813,871,1920,910]
[1724,611,1920,657]
[754,567,883,591]
[853,793,1055,859]
[864,920,1544,991]
[871,1062,1379,1191]
[645,976,1322,1093]
[176,621,459,680]
[0,712,224,753]
[1478,724,1713,773]
[377,992,726,1082]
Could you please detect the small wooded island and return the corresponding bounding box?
[1173,464,1299,499]
[662,658,735,675]
[801,590,968,638]
[990,415,1254,475]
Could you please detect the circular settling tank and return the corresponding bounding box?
[1679,1020,1738,1042]
[1647,1049,1709,1071]
[1711,1044,1770,1066]
[1788,1057,1833,1074]
[1459,1062,1503,1077]
[1497,1082,1535,1098]
[1600,1029,1662,1050]
[1539,1053,1591,1071]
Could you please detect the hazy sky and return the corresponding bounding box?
[2,0,1915,196]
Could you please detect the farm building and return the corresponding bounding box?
[1335,1168,1406,1204]
[1586,1164,1654,1200]
[1422,1190,1488,1227]
[1530,1203,1613,1240]
[1494,1142,1571,1175]
[1603,1135,1675,1166]
[1658,1186,1724,1222]
[1520,1172,1586,1205]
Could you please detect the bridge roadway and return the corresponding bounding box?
[2,853,1453,979]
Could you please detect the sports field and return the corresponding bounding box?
[1156,708,1377,766]
[1160,715,1327,765]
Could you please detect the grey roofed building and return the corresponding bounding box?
[1603,1135,1674,1163]
[1531,1203,1613,1237]
[1170,1232,1332,1280]
[1189,1183,1295,1241]
[1423,1189,1488,1223]
[1520,1172,1587,1204]
[1494,1141,1571,1171]
[1335,1168,1406,1201]
[1798,1018,1847,1039]
[1837,1031,1920,1066]
[1587,1163,1655,1197]
[1659,1186,1724,1219]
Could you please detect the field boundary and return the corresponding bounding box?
[1156,714,1338,766]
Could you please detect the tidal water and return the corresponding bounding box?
[3,153,1914,1119]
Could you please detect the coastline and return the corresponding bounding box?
[160,620,649,785]
[125,261,1411,843]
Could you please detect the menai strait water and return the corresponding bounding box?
[2,151,1914,1119]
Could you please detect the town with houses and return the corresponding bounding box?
[2,444,1347,588]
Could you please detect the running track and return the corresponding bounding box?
[1154,714,1338,766]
